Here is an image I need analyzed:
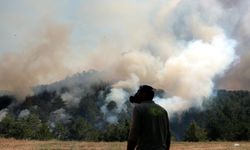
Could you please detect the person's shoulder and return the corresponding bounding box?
[154,103,168,114]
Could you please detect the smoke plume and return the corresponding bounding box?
[1,0,250,116]
[0,109,8,122]
[85,0,238,116]
[0,23,72,100]
[18,109,30,119]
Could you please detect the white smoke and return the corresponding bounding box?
[156,35,236,100]
[61,92,81,108]
[18,109,30,118]
[101,88,129,123]
[153,96,190,116]
[0,108,8,122]
[103,34,236,117]
[50,108,72,124]
[86,0,238,118]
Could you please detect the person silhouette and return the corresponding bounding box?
[127,85,171,150]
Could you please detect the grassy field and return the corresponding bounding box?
[0,138,250,150]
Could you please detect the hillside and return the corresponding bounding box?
[0,71,250,141]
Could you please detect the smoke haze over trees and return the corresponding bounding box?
[0,72,249,141]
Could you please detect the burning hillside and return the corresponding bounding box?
[0,72,249,141]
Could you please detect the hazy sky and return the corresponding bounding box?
[1,0,92,55]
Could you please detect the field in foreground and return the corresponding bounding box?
[0,138,250,150]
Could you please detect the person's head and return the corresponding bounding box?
[130,85,155,103]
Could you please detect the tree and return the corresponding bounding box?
[37,122,53,140]
[0,113,44,139]
[0,114,17,138]
[16,114,42,139]
[203,90,250,141]
[70,117,99,141]
[53,122,69,140]
[184,121,207,141]
[103,119,130,141]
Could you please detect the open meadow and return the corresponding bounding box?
[0,138,250,150]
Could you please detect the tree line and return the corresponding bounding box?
[0,85,250,141]
[0,113,129,141]
[172,90,250,141]
[0,82,131,141]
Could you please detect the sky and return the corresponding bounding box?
[1,0,250,100]
[1,0,88,59]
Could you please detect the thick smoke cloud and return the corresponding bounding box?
[1,0,250,116]
[215,0,250,90]
[85,0,239,116]
[0,23,72,99]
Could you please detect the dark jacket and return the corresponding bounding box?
[128,101,171,150]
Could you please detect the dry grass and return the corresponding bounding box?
[0,138,250,150]
[170,142,250,150]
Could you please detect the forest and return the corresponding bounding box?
[0,72,249,141]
